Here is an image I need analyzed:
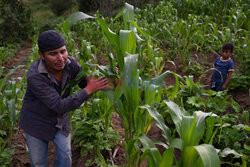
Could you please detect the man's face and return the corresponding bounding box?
[222,49,232,60]
[39,45,68,73]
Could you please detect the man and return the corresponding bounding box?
[18,30,109,167]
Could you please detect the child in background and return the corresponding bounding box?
[210,42,234,92]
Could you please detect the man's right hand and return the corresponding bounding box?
[84,76,110,95]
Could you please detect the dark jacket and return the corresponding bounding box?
[18,56,88,141]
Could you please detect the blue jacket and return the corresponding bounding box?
[18,56,88,141]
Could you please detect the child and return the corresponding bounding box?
[210,42,234,91]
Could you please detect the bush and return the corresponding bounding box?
[0,0,33,45]
[49,0,74,16]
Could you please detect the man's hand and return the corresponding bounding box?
[222,83,227,90]
[84,76,110,95]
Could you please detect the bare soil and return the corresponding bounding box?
[7,42,249,167]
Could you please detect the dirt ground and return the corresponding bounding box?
[7,41,249,167]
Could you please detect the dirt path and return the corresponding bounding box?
[3,41,32,79]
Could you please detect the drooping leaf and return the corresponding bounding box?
[183,144,220,167]
[194,111,217,143]
[140,105,171,143]
[194,144,220,167]
[220,148,242,158]
[63,12,94,34]
[164,100,187,135]
[123,2,135,30]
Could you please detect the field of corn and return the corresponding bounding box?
[0,0,249,166]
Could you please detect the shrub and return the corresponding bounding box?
[49,0,74,16]
[0,0,33,45]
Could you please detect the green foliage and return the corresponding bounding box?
[0,130,14,167]
[171,0,248,29]
[0,66,25,166]
[229,70,250,91]
[71,94,119,167]
[0,0,33,45]
[139,102,220,167]
[164,75,240,115]
[49,0,74,16]
[0,44,20,66]
[78,0,99,13]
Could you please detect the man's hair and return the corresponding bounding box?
[222,42,234,52]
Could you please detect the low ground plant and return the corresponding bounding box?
[71,93,119,166]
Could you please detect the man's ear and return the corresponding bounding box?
[39,51,45,60]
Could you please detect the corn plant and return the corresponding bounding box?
[0,66,24,166]
[139,101,220,167]
[95,4,188,166]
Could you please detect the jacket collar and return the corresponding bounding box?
[37,58,71,88]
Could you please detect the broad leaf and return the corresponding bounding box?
[63,12,94,34]
[183,144,220,167]
[181,115,198,147]
[160,148,174,167]
[114,53,138,101]
[164,100,186,135]
[119,30,136,55]
[194,111,217,143]
[220,148,242,158]
[140,105,171,143]
[194,144,220,167]
[123,2,135,29]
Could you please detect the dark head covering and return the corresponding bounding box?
[38,30,65,52]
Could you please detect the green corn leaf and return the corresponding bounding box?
[139,134,162,167]
[159,147,174,167]
[183,144,220,167]
[123,2,135,30]
[119,30,136,55]
[144,85,157,106]
[164,100,187,135]
[170,138,183,150]
[114,53,138,101]
[108,52,116,74]
[194,111,217,143]
[182,145,200,167]
[134,108,150,135]
[7,99,16,126]
[181,115,198,147]
[131,20,150,39]
[97,18,123,70]
[205,117,216,143]
[194,144,220,167]
[97,65,116,78]
[63,12,94,34]
[151,71,184,101]
[140,105,171,143]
